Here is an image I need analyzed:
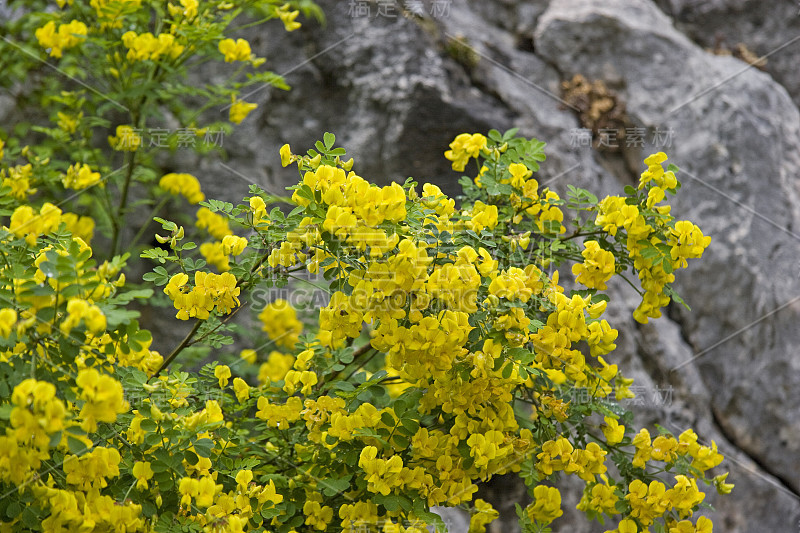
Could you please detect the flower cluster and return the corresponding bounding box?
[164,271,241,319]
[594,153,711,323]
[122,31,185,62]
[35,20,87,58]
[62,163,102,190]
[444,133,488,171]
[159,172,205,204]
[178,133,723,533]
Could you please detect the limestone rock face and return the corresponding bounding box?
[166,0,800,530]
[653,0,800,106]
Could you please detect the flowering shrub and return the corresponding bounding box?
[0,2,730,533]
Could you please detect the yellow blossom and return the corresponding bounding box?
[214,365,231,387]
[35,20,87,58]
[160,173,205,204]
[62,163,102,190]
[132,461,153,490]
[229,97,258,124]
[108,125,142,151]
[233,377,250,402]
[277,3,301,31]
[218,38,252,62]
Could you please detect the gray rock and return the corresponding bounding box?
[653,0,800,107]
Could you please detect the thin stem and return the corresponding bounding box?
[343,347,379,382]
[188,302,248,347]
[150,320,202,380]
[110,149,137,258]
[285,273,331,294]
[321,343,376,389]
[129,196,170,252]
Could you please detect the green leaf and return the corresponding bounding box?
[67,436,89,455]
[399,418,419,434]
[323,132,336,149]
[381,411,396,427]
[321,476,351,496]
[194,438,214,458]
[184,450,199,465]
[140,418,158,432]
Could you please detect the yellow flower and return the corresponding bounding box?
[508,162,532,188]
[669,221,711,269]
[235,469,253,488]
[713,472,734,495]
[258,299,302,349]
[168,0,198,19]
[122,31,184,62]
[0,309,18,338]
[63,447,121,490]
[200,241,230,272]
[214,365,231,388]
[445,133,487,171]
[257,351,294,386]
[221,234,247,255]
[303,500,333,530]
[277,3,301,31]
[468,499,499,533]
[76,368,127,432]
[283,369,318,395]
[133,461,153,490]
[2,164,36,200]
[195,207,231,238]
[572,240,615,290]
[108,125,142,151]
[35,20,87,58]
[466,201,498,233]
[218,38,252,62]
[57,111,82,133]
[280,143,293,166]
[62,163,102,190]
[179,475,219,508]
[256,479,283,505]
[602,416,625,445]
[527,485,563,525]
[233,377,250,402]
[61,298,107,334]
[160,173,205,204]
[240,348,257,364]
[229,97,258,124]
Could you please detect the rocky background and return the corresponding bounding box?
[169,1,800,531]
[7,0,796,530]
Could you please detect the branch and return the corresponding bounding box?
[150,319,202,380]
